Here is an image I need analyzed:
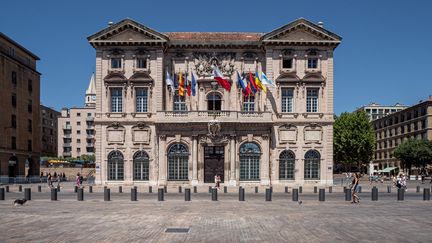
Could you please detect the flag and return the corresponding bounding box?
[248,72,257,93]
[255,71,267,93]
[237,71,250,97]
[173,73,178,89]
[212,65,231,91]
[191,72,197,96]
[165,71,174,94]
[261,72,275,87]
[178,71,185,96]
[185,72,191,96]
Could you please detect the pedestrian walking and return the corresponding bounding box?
[47,173,52,188]
[351,173,360,204]
[76,173,81,188]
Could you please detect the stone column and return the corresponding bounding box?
[158,135,167,185]
[260,135,270,186]
[192,135,198,185]
[229,135,237,186]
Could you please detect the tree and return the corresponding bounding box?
[80,154,96,163]
[334,111,375,172]
[393,139,432,172]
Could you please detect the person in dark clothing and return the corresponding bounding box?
[351,173,360,203]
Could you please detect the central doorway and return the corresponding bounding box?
[204,146,224,183]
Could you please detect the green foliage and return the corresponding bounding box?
[334,110,375,170]
[80,154,95,163]
[393,139,432,170]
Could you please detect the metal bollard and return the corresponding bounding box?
[416,186,420,193]
[314,186,317,193]
[131,188,137,201]
[89,186,93,193]
[224,186,227,193]
[18,185,22,192]
[329,186,332,193]
[149,186,152,193]
[319,188,325,201]
[387,186,391,193]
[372,187,378,201]
[74,186,78,193]
[193,186,197,193]
[397,188,404,201]
[239,187,245,201]
[178,186,182,193]
[211,188,218,201]
[158,188,164,201]
[209,186,212,193]
[255,186,258,193]
[0,188,5,200]
[185,188,191,201]
[292,188,299,201]
[57,185,60,192]
[423,188,430,201]
[299,186,302,194]
[345,188,352,201]
[77,188,84,201]
[119,186,122,193]
[6,185,9,193]
[51,188,57,201]
[164,185,167,193]
[104,188,110,201]
[265,188,272,201]
[358,186,362,193]
[38,185,41,192]
[24,188,31,200]
[285,186,288,193]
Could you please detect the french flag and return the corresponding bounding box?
[212,65,231,91]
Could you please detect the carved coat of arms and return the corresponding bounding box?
[208,119,221,137]
[193,52,235,77]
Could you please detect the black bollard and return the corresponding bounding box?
[292,188,299,201]
[164,185,167,193]
[18,185,22,192]
[185,188,191,201]
[255,186,258,193]
[178,186,182,193]
[397,188,404,201]
[131,188,137,201]
[319,188,325,201]
[329,186,332,193]
[38,185,41,192]
[416,186,420,193]
[24,188,31,200]
[74,186,78,193]
[104,188,110,201]
[343,186,346,193]
[265,188,272,201]
[6,185,9,193]
[211,188,218,201]
[51,188,57,201]
[423,188,430,201]
[299,186,302,194]
[158,188,164,201]
[314,186,317,193]
[372,187,378,201]
[208,186,212,193]
[224,186,227,193]
[89,186,93,193]
[387,186,391,193]
[0,188,4,200]
[119,186,122,193]
[239,187,245,201]
[345,188,352,201]
[285,186,288,193]
[149,186,152,193]
[193,186,197,193]
[57,185,60,192]
[77,188,84,201]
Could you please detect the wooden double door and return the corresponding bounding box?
[204,146,224,183]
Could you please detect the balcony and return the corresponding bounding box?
[86,116,94,122]
[63,133,72,138]
[63,125,72,130]
[62,151,71,157]
[86,133,95,139]
[156,110,272,123]
[86,143,94,148]
[63,143,71,148]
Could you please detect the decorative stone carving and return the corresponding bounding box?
[208,119,221,137]
[193,52,236,77]
[278,124,298,144]
[304,124,323,143]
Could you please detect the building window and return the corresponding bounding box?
[136,88,148,113]
[306,89,319,112]
[77,121,81,126]
[28,100,32,113]
[110,88,123,112]
[12,93,17,107]
[108,150,124,181]
[111,58,122,69]
[281,88,294,112]
[12,71,17,87]
[307,58,318,69]
[28,79,33,93]
[279,150,295,180]
[239,142,261,181]
[136,58,147,69]
[133,151,149,181]
[421,120,426,129]
[11,115,16,128]
[167,143,189,181]
[77,139,81,143]
[401,126,405,134]
[407,124,411,133]
[173,94,186,111]
[28,119,32,132]
[304,150,320,180]
[207,92,222,111]
[282,58,293,69]
[243,95,255,112]
[77,148,81,153]
[77,130,81,134]
[28,140,32,151]
[87,113,92,117]
[77,113,81,117]
[11,136,16,149]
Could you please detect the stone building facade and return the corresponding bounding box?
[0,32,41,181]
[357,102,408,121]
[40,105,60,157]
[87,18,341,186]
[371,97,432,170]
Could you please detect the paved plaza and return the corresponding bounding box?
[0,182,431,243]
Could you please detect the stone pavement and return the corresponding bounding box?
[0,182,431,243]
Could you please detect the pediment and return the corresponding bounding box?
[129,72,153,81]
[276,73,300,82]
[261,18,341,45]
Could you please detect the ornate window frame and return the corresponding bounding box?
[279,49,296,73]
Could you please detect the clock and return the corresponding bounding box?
[91,95,96,101]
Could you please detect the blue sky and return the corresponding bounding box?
[1,0,431,114]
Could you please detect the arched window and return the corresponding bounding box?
[108,150,124,180]
[304,150,320,180]
[239,142,261,181]
[167,143,189,181]
[133,150,149,181]
[279,150,295,180]
[207,92,222,111]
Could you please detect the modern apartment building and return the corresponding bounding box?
[357,102,408,121]
[0,32,41,180]
[40,105,60,157]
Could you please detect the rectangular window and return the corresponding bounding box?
[12,136,17,149]
[77,130,81,134]
[87,113,92,117]
[28,119,32,132]
[281,88,294,112]
[282,58,293,69]
[306,88,319,112]
[12,93,17,107]
[77,148,81,153]
[307,58,318,69]
[111,58,122,69]
[77,113,81,117]
[173,94,187,111]
[28,140,32,151]
[11,115,17,128]
[110,88,123,112]
[28,79,32,93]
[136,88,148,112]
[77,139,81,143]
[136,58,147,69]
[243,96,255,112]
[77,121,81,126]
[12,71,17,87]
[28,100,32,113]
[421,120,426,129]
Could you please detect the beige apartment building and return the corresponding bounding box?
[357,102,408,121]
[372,97,432,170]
[87,18,341,186]
[57,74,96,158]
[40,105,60,157]
[0,32,41,181]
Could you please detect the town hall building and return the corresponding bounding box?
[87,18,341,186]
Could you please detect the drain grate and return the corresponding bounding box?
[165,228,190,233]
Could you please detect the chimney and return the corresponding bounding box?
[317,21,324,28]
[108,21,114,26]
[429,95,432,101]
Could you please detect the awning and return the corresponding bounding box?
[380,167,398,173]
